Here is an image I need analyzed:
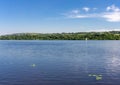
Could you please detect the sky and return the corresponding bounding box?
[0,0,120,34]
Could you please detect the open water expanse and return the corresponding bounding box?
[0,40,120,85]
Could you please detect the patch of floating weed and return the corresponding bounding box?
[88,74,102,80]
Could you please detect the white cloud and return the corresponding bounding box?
[83,7,90,12]
[106,5,120,12]
[64,5,120,22]
[103,5,120,22]
[71,9,80,14]
[68,13,100,19]
[63,9,83,18]
[90,29,120,32]
[102,12,120,22]
[69,15,88,18]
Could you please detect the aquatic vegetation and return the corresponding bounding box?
[99,75,102,76]
[88,74,102,80]
[96,76,102,80]
[92,75,96,77]
[31,64,36,67]
[88,74,92,76]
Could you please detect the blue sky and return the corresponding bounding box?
[0,0,120,34]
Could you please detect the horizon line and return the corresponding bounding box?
[1,30,120,36]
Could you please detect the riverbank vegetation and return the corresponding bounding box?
[0,31,120,40]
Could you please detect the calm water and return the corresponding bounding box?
[0,40,120,85]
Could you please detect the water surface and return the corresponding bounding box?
[0,40,120,85]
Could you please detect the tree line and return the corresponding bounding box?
[0,31,120,40]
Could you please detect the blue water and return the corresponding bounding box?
[0,40,120,85]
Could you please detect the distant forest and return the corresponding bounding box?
[1,31,120,40]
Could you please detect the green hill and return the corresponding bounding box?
[0,31,120,40]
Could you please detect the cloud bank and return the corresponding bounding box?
[64,5,120,22]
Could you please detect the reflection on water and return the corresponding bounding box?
[0,40,120,85]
